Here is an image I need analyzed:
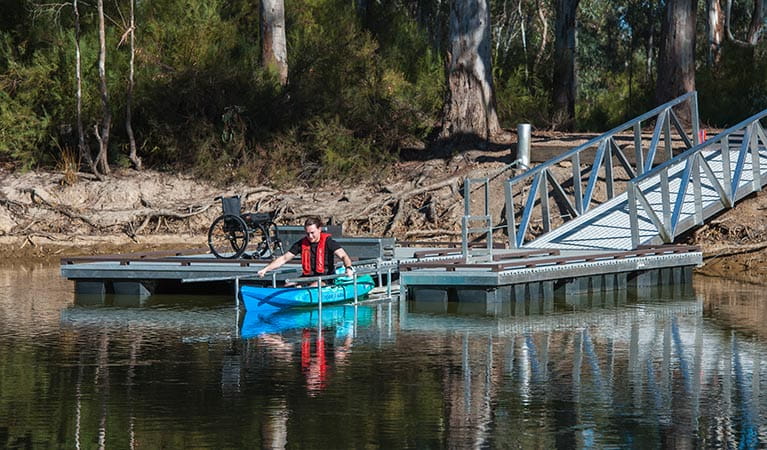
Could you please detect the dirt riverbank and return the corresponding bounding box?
[2,132,766,282]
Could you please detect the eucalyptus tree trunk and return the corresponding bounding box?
[260,0,288,85]
[656,0,696,121]
[551,0,579,131]
[73,0,98,177]
[95,0,111,175]
[707,0,724,65]
[726,0,765,47]
[440,0,500,143]
[125,0,141,170]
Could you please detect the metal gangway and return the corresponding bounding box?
[497,92,767,251]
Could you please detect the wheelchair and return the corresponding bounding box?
[207,195,284,259]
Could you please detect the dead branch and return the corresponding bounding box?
[403,229,462,237]
[25,188,101,230]
[704,241,767,259]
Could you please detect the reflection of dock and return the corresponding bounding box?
[402,282,700,336]
[60,304,238,342]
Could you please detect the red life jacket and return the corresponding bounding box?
[301,232,331,275]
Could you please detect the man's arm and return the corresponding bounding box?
[257,251,296,278]
[334,248,354,275]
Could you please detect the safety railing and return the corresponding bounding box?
[461,178,495,262]
[503,92,700,248]
[626,109,767,248]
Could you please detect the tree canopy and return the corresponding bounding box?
[1,0,766,183]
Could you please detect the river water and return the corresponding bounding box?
[1,264,765,448]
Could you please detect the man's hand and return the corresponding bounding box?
[345,266,354,276]
[257,269,267,278]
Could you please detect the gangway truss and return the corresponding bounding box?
[531,108,767,250]
[501,92,702,250]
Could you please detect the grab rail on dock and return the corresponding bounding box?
[400,245,698,272]
[462,178,495,262]
[503,92,700,249]
[627,109,767,248]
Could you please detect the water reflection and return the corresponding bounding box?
[0,266,766,448]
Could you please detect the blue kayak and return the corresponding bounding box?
[240,274,376,310]
[240,303,374,338]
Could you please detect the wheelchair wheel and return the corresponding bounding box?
[253,221,284,260]
[208,214,249,258]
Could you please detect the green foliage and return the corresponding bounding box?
[697,43,767,126]
[5,0,767,180]
[0,92,50,168]
[495,67,551,128]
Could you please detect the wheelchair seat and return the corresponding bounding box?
[242,212,271,226]
[220,196,242,216]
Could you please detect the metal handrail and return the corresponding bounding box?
[627,108,767,248]
[503,92,699,248]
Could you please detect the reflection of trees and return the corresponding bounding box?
[2,275,767,447]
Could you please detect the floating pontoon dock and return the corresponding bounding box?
[61,91,767,304]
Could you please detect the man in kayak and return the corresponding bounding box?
[256,216,354,285]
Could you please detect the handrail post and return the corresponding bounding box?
[234,276,240,307]
[663,109,673,161]
[353,272,358,304]
[627,182,639,249]
[660,169,671,231]
[692,154,703,225]
[504,180,518,249]
[691,92,700,146]
[317,276,323,314]
[750,123,762,191]
[572,151,583,213]
[634,121,644,175]
[722,135,733,204]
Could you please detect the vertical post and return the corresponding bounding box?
[663,110,673,161]
[627,182,640,249]
[271,272,277,288]
[605,139,614,199]
[691,92,700,146]
[750,123,762,191]
[661,169,671,232]
[317,276,323,314]
[464,177,471,216]
[722,135,733,205]
[386,268,392,299]
[572,152,583,214]
[234,277,240,307]
[517,123,531,168]
[486,215,493,257]
[634,121,644,175]
[540,171,550,233]
[504,181,518,249]
[462,178,471,261]
[353,272,358,304]
[461,215,469,261]
[692,154,703,225]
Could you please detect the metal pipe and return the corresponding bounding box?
[517,123,531,169]
[234,277,240,307]
[317,276,323,315]
[353,272,358,304]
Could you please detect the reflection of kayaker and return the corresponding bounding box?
[302,329,327,395]
[300,328,355,396]
[240,304,374,338]
[256,328,353,397]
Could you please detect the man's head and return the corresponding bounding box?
[303,216,323,243]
